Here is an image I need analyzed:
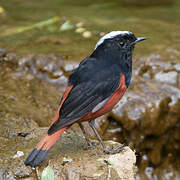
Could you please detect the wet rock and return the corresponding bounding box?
[0,168,16,180]
[0,73,61,127]
[154,71,178,85]
[0,52,64,180]
[0,48,7,57]
[110,54,180,135]
[63,61,79,72]
[0,49,136,180]
[18,54,68,90]
[111,80,180,136]
[0,49,18,68]
[1,117,136,179]
[107,54,180,179]
[1,49,179,179]
[39,134,136,180]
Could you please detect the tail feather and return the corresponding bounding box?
[24,148,49,167]
[24,127,67,167]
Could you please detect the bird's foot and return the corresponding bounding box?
[103,144,125,154]
[83,140,96,150]
[87,141,95,149]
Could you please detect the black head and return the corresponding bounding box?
[92,31,146,60]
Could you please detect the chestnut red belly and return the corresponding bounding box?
[78,74,127,122]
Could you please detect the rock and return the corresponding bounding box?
[13,151,24,159]
[107,149,136,179]
[0,169,16,180]
[0,49,136,180]
[41,135,136,180]
[63,61,79,72]
[0,48,17,67]
[18,54,67,90]
[82,31,92,38]
[110,54,180,135]
[0,48,7,57]
[107,54,180,179]
[0,53,63,180]
[75,27,86,33]
[1,50,179,179]
[110,80,180,135]
[154,71,178,85]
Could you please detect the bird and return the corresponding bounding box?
[24,31,146,167]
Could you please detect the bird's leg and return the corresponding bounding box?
[78,123,94,148]
[88,120,125,154]
[88,120,106,150]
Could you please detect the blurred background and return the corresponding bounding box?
[0,0,180,179]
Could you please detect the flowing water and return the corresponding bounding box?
[0,0,180,60]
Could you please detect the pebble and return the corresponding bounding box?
[13,151,24,159]
[75,27,86,33]
[82,31,92,38]
[154,71,178,85]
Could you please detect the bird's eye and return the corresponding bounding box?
[119,41,125,47]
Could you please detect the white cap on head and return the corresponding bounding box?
[95,31,132,50]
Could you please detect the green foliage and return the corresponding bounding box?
[1,16,60,37]
[41,166,55,180]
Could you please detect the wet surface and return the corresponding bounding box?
[0,54,136,179]
[105,54,180,179]
[0,50,179,179]
[0,0,180,179]
[0,0,180,61]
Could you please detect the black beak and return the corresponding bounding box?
[135,37,147,43]
[131,37,147,46]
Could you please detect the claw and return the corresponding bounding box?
[103,144,125,154]
[83,140,96,150]
[87,141,95,149]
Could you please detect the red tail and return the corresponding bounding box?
[24,127,67,167]
[37,128,67,151]
[24,86,73,167]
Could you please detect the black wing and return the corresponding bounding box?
[48,57,121,135]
